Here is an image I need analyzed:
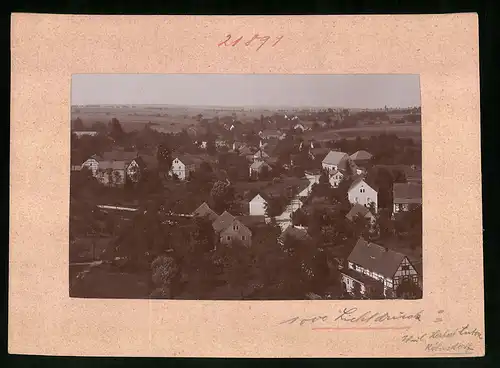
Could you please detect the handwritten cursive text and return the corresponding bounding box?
[218,34,284,51]
[334,307,423,323]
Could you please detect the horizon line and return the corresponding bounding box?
[71,103,421,109]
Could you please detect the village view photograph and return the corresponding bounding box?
[70,74,423,300]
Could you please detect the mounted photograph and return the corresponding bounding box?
[69,74,423,300]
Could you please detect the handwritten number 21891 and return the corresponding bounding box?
[218,34,283,51]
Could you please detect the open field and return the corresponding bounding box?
[305,124,421,142]
[71,105,275,133]
[71,105,421,140]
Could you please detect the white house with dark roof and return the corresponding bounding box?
[341,238,420,298]
[322,150,355,173]
[347,177,378,212]
[169,155,204,180]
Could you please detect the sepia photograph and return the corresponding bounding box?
[69,74,423,301]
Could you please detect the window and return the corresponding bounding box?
[360,188,365,193]
[402,265,410,271]
[242,236,246,241]
[227,236,231,241]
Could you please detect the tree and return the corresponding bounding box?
[109,118,124,141]
[210,180,235,213]
[260,164,271,180]
[264,195,289,217]
[150,255,179,298]
[157,143,172,173]
[128,164,141,184]
[73,117,84,130]
[91,121,107,134]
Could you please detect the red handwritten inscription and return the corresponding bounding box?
[218,34,283,51]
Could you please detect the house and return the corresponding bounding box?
[298,172,321,197]
[169,155,204,180]
[278,226,312,246]
[249,161,272,179]
[192,202,219,222]
[133,154,159,173]
[249,194,267,217]
[236,215,267,228]
[322,150,355,173]
[350,150,373,164]
[347,177,378,212]
[126,154,159,182]
[259,129,282,140]
[101,150,139,163]
[95,160,128,187]
[346,203,376,224]
[393,182,422,214]
[82,150,139,177]
[341,238,421,299]
[328,170,344,188]
[81,155,101,175]
[213,211,252,246]
[252,149,270,162]
[405,166,422,184]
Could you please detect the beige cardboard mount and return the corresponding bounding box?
[10,13,483,357]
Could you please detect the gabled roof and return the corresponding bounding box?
[322,150,349,166]
[350,150,373,161]
[100,150,138,162]
[174,155,205,166]
[192,202,219,222]
[347,238,407,279]
[393,183,422,203]
[348,176,377,192]
[310,147,330,159]
[98,160,128,171]
[134,155,159,170]
[238,146,254,156]
[253,150,270,158]
[329,169,343,177]
[212,211,236,232]
[250,160,271,170]
[346,204,374,221]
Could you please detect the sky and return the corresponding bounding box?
[71,74,420,109]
